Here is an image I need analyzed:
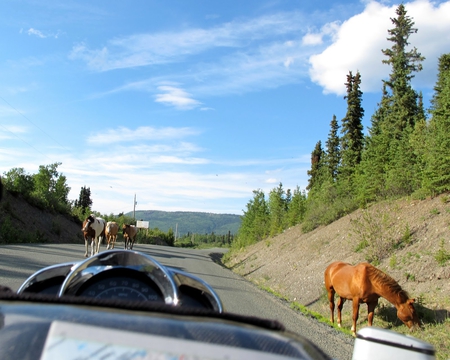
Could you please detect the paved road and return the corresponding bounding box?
[0,243,354,359]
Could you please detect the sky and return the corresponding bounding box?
[1,0,449,216]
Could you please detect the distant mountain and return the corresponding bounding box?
[127,210,241,235]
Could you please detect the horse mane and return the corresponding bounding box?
[367,264,410,301]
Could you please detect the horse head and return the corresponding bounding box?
[397,298,421,330]
[82,214,96,232]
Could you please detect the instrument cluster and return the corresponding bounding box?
[17,250,223,312]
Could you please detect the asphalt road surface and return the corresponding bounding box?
[0,243,354,359]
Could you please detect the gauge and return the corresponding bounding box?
[76,269,164,302]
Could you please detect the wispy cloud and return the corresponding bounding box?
[69,11,307,71]
[22,28,62,39]
[86,126,201,145]
[155,85,201,110]
[71,1,450,106]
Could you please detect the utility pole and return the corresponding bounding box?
[133,194,137,222]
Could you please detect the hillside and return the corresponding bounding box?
[0,191,83,245]
[130,210,241,235]
[224,194,450,354]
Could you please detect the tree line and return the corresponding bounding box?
[234,4,450,249]
[1,164,231,247]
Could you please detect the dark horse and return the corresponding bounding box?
[324,261,420,336]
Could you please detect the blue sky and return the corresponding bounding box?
[1,0,449,216]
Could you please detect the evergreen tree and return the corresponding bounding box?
[324,115,340,181]
[286,186,307,227]
[423,53,450,195]
[237,189,269,246]
[381,3,424,134]
[306,141,324,191]
[357,4,424,200]
[268,183,287,236]
[75,186,93,211]
[340,71,364,181]
[382,4,424,196]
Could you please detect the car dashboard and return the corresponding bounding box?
[17,249,223,312]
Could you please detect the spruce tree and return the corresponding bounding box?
[286,186,306,227]
[324,115,340,181]
[268,183,287,236]
[358,4,424,200]
[238,189,269,245]
[306,141,324,191]
[381,4,424,134]
[340,71,364,181]
[76,186,93,211]
[423,53,450,194]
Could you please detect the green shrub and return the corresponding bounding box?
[435,239,450,266]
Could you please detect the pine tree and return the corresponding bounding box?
[306,141,324,191]
[286,186,306,227]
[237,189,269,246]
[340,71,364,181]
[381,4,424,134]
[423,53,450,195]
[268,183,287,236]
[324,115,340,181]
[75,186,93,211]
[357,4,424,200]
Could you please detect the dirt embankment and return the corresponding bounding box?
[0,191,83,244]
[225,194,450,319]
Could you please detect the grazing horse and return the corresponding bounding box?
[81,214,106,257]
[105,221,119,250]
[122,224,138,250]
[324,261,420,336]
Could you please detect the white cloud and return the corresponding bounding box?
[284,56,294,68]
[24,28,62,39]
[309,0,450,95]
[86,126,201,145]
[302,33,323,46]
[27,28,46,38]
[155,86,201,110]
[69,12,307,72]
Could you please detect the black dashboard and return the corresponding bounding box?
[17,249,223,312]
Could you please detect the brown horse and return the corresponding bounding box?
[324,261,420,336]
[105,221,119,250]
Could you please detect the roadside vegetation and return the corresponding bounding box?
[0,166,234,247]
[231,4,450,252]
[224,5,450,359]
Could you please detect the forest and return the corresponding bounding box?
[234,4,450,253]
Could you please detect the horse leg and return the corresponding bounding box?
[367,299,378,327]
[327,289,335,324]
[91,239,95,257]
[351,298,361,336]
[112,235,116,249]
[337,297,345,328]
[106,235,110,250]
[96,237,102,254]
[84,237,89,257]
